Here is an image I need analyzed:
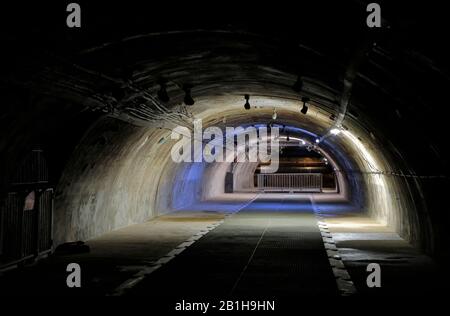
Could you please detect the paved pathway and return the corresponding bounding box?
[127,197,338,310]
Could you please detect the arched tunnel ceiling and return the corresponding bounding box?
[0,1,449,258]
[2,1,449,177]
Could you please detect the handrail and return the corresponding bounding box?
[256,173,322,192]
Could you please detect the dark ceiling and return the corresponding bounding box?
[1,1,449,180]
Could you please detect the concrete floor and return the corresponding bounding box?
[0,210,227,295]
[127,198,338,302]
[0,193,444,299]
[320,210,444,295]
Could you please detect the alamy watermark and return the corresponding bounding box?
[66,263,81,288]
[66,3,382,29]
[170,119,280,173]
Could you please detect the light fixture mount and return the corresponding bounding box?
[244,94,251,110]
[301,96,310,115]
[183,84,195,106]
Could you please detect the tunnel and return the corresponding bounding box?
[1,1,449,303]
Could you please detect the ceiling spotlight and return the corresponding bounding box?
[286,133,290,141]
[157,81,170,103]
[183,84,195,106]
[244,94,250,110]
[301,140,306,145]
[272,108,277,120]
[292,76,303,92]
[301,97,310,115]
[315,138,320,144]
[330,128,341,135]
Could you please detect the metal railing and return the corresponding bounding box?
[0,189,53,268]
[256,173,323,192]
[1,148,53,269]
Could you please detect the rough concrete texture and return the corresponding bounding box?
[2,10,448,263]
[53,95,429,254]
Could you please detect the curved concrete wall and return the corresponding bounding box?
[1,22,447,259]
[54,116,230,245]
[54,118,182,244]
[52,97,430,255]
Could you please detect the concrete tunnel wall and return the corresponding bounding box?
[52,100,428,252]
[54,117,206,244]
[0,4,447,260]
[318,118,425,249]
[197,100,429,250]
[54,115,239,245]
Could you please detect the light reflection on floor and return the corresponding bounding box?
[0,192,440,295]
[178,192,440,294]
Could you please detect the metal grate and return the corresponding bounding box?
[0,193,23,261]
[256,173,323,192]
[0,189,53,267]
[38,189,53,253]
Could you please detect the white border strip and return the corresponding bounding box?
[111,194,260,296]
[310,196,356,296]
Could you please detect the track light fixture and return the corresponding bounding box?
[301,96,310,115]
[157,80,170,103]
[183,84,195,106]
[272,108,277,120]
[244,94,250,110]
[286,132,290,142]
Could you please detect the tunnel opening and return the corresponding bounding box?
[1,1,449,298]
[45,96,412,248]
[253,139,338,193]
[0,64,441,297]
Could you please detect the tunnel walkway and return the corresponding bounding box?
[0,195,445,298]
[126,197,339,302]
